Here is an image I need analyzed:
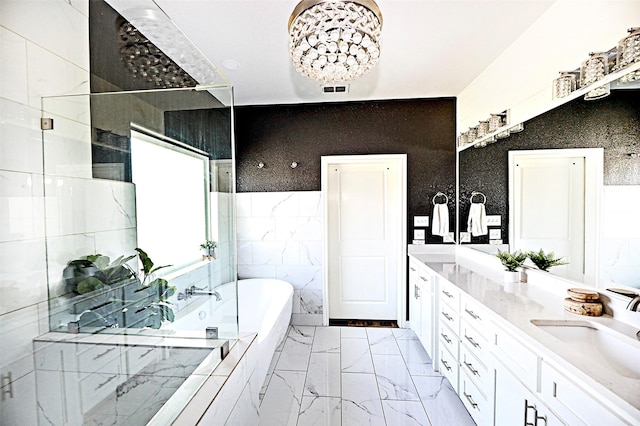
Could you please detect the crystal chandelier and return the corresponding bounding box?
[288,0,383,83]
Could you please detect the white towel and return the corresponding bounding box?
[432,203,449,237]
[467,203,488,236]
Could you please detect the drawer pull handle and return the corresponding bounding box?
[96,375,117,390]
[465,309,480,320]
[415,285,421,299]
[441,333,452,344]
[93,347,116,360]
[442,312,453,321]
[442,290,453,298]
[536,414,547,425]
[465,335,480,348]
[441,359,452,371]
[525,400,537,426]
[420,276,428,282]
[410,267,416,272]
[139,348,154,359]
[463,392,478,409]
[464,361,479,376]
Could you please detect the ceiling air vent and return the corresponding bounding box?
[321,84,350,94]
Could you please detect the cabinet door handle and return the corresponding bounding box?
[464,361,479,376]
[441,359,452,371]
[93,347,116,360]
[465,335,480,348]
[440,333,452,344]
[463,392,478,409]
[442,290,453,298]
[139,348,155,359]
[524,400,537,426]
[536,414,547,426]
[442,312,453,321]
[464,308,480,320]
[96,374,117,390]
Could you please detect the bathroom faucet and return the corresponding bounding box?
[627,295,640,312]
[182,285,222,301]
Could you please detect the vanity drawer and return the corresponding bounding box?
[124,345,161,376]
[460,372,491,426]
[460,342,492,395]
[540,361,627,426]
[79,368,121,414]
[460,320,489,361]
[439,345,459,392]
[440,281,460,312]
[440,301,459,334]
[439,323,459,359]
[493,324,538,390]
[461,296,490,336]
[77,344,121,374]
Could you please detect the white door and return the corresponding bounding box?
[325,156,405,321]
[511,154,586,277]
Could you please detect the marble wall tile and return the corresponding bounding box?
[235,193,252,217]
[259,370,306,425]
[0,171,45,243]
[26,42,88,109]
[0,0,89,69]
[251,192,299,217]
[0,305,41,381]
[276,265,323,290]
[252,240,300,265]
[226,371,260,425]
[238,264,276,280]
[0,239,48,315]
[0,28,28,105]
[236,217,276,242]
[42,114,92,178]
[0,99,43,174]
[290,313,322,326]
[300,289,323,314]
[298,192,322,216]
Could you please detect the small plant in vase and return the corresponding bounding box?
[527,249,568,272]
[496,249,527,282]
[200,240,217,259]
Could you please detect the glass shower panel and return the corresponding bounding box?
[41,86,238,341]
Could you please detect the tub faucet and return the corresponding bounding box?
[185,285,222,301]
[627,295,640,312]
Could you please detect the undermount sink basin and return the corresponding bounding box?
[531,319,640,380]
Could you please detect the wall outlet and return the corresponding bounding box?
[444,232,455,243]
[460,232,471,243]
[489,229,501,240]
[414,229,426,240]
[490,239,504,245]
[486,215,501,226]
[412,239,425,245]
[414,216,429,227]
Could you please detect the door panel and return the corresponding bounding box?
[327,160,401,320]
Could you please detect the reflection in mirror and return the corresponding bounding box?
[459,88,640,291]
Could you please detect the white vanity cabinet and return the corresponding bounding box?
[408,257,436,359]
[438,278,461,390]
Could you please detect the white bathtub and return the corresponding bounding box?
[166,278,293,386]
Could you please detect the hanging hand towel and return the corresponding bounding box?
[467,203,488,236]
[432,203,449,237]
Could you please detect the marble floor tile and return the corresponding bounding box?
[391,328,418,340]
[412,375,475,426]
[340,338,374,374]
[276,327,315,371]
[381,400,431,426]
[397,338,439,376]
[341,372,386,426]
[340,326,367,339]
[367,328,401,355]
[297,396,342,426]
[311,326,341,353]
[259,370,306,426]
[304,352,341,397]
[372,354,420,401]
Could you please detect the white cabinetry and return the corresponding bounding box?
[438,279,461,390]
[408,257,436,359]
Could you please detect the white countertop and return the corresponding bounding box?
[409,247,640,422]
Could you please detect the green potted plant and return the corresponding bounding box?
[527,249,568,272]
[496,249,527,282]
[200,240,217,259]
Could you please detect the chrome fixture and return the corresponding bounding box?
[628,295,640,311]
[288,0,383,82]
[291,161,299,168]
[617,27,640,83]
[258,162,266,169]
[180,285,222,301]
[581,51,611,101]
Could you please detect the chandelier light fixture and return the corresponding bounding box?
[288,0,383,83]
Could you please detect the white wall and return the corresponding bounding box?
[457,0,640,132]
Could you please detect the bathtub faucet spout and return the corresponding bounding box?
[185,285,222,301]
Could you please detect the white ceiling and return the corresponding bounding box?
[118,0,557,106]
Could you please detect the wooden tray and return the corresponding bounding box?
[563,298,603,316]
[567,287,600,302]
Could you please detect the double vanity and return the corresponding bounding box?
[409,245,640,425]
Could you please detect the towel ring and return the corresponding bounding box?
[470,191,486,204]
[432,192,449,205]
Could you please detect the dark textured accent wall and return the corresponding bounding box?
[459,89,640,245]
[235,98,457,243]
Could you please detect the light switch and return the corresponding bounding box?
[489,229,501,240]
[444,232,455,243]
[486,215,501,226]
[414,216,429,227]
[460,232,471,243]
[414,229,426,240]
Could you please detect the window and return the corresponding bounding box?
[131,130,209,269]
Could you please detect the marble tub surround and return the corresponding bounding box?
[236,191,323,325]
[410,246,640,423]
[259,325,475,425]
